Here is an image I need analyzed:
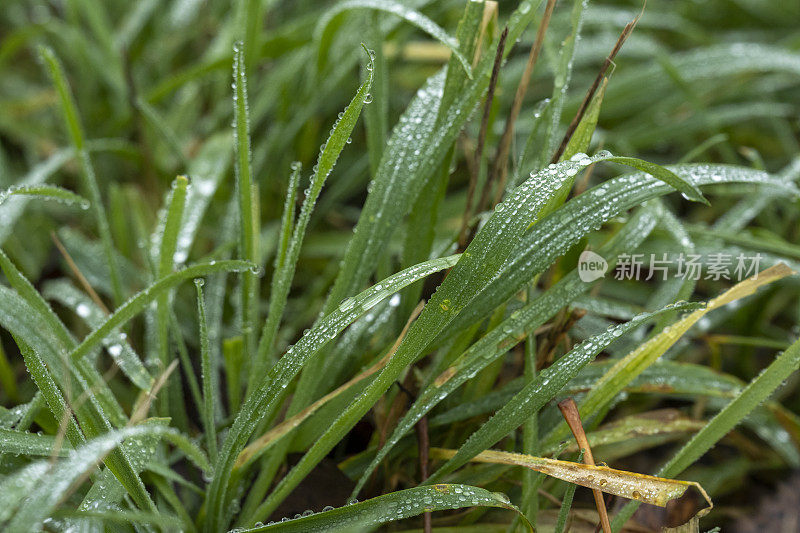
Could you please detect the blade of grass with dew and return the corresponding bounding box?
[398,0,484,320]
[351,204,661,496]
[173,133,233,267]
[232,43,260,367]
[448,164,798,335]
[273,162,301,292]
[154,176,189,417]
[425,300,703,483]
[0,428,70,457]
[315,0,472,76]
[0,250,129,427]
[0,293,157,513]
[195,279,217,460]
[66,260,257,365]
[205,254,459,531]
[55,509,184,531]
[246,484,530,533]
[258,152,657,517]
[611,334,800,531]
[0,149,72,245]
[431,448,712,517]
[249,44,374,395]
[0,184,88,208]
[41,279,153,390]
[362,11,388,175]
[39,46,124,305]
[541,263,795,451]
[72,418,172,531]
[2,424,206,532]
[322,0,538,318]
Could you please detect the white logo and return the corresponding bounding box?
[578,250,608,282]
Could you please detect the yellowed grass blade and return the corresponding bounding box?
[430,448,712,515]
[235,302,425,470]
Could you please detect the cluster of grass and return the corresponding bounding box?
[1,0,799,531]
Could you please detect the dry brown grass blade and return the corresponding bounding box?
[129,359,177,425]
[430,447,712,518]
[458,27,508,251]
[559,397,612,533]
[491,0,558,205]
[51,231,110,314]
[234,301,426,470]
[551,6,643,163]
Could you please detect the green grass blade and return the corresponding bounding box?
[41,279,153,390]
[316,0,472,77]
[39,46,124,305]
[323,0,538,318]
[448,164,799,335]
[68,260,257,364]
[0,184,88,209]
[0,149,72,246]
[2,425,195,531]
[0,428,70,457]
[352,204,662,497]
[426,301,702,483]
[250,44,374,394]
[247,485,529,532]
[195,279,218,461]
[205,254,459,531]
[541,263,794,452]
[233,42,260,362]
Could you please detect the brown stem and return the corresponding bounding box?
[491,0,558,205]
[557,397,612,533]
[551,10,641,164]
[457,27,508,251]
[51,231,110,314]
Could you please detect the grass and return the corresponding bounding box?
[0,0,799,531]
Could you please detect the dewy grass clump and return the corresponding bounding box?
[1,1,799,531]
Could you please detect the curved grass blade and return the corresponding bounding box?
[0,428,70,457]
[0,184,88,209]
[426,301,702,483]
[316,0,472,76]
[323,0,538,318]
[250,44,374,394]
[39,46,124,305]
[352,205,662,496]
[41,279,153,390]
[1,425,205,532]
[611,334,800,530]
[541,263,795,451]
[0,149,72,246]
[205,254,459,531]
[68,260,257,364]
[448,164,799,335]
[430,448,712,517]
[245,484,530,532]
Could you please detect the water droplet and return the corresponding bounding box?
[76,303,90,318]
